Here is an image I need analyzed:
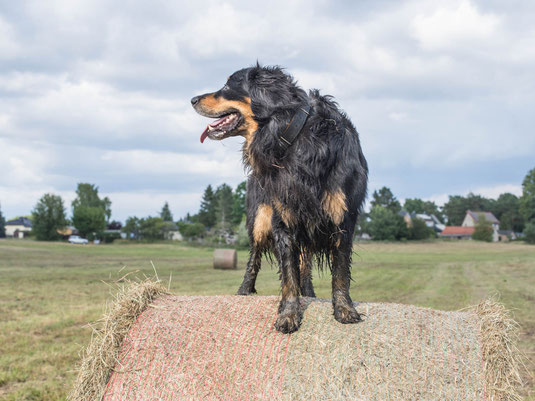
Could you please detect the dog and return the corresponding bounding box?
[192,65,368,333]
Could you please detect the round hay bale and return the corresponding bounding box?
[69,283,523,401]
[213,249,237,270]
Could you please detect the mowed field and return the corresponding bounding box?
[0,239,533,400]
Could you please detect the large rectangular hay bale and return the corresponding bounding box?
[69,282,523,401]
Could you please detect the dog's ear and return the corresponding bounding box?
[247,66,298,119]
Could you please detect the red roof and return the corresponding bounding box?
[441,226,475,236]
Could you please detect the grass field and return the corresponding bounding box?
[0,239,533,400]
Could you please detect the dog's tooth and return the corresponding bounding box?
[208,126,213,131]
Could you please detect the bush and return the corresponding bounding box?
[472,218,493,242]
[524,221,535,244]
[177,221,205,240]
[139,217,166,242]
[408,217,434,240]
[100,232,122,243]
[367,206,408,241]
[236,219,249,247]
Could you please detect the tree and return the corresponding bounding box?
[408,217,434,240]
[491,193,524,232]
[0,203,5,238]
[72,183,112,222]
[215,184,234,231]
[160,202,173,222]
[442,193,495,226]
[122,217,140,240]
[472,217,493,242]
[367,206,408,240]
[520,167,535,225]
[523,221,535,244]
[72,206,106,238]
[139,217,165,241]
[72,183,111,237]
[403,198,444,222]
[370,187,401,213]
[231,181,247,226]
[31,194,67,241]
[177,221,205,240]
[197,185,217,228]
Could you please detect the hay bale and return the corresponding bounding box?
[213,249,237,270]
[69,283,523,401]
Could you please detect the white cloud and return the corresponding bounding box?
[100,148,245,179]
[411,1,501,51]
[0,138,54,186]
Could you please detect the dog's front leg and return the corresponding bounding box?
[236,248,262,295]
[332,241,362,324]
[299,250,316,298]
[273,223,302,334]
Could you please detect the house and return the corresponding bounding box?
[169,230,183,241]
[439,226,475,240]
[497,230,522,242]
[462,210,500,242]
[5,217,32,238]
[398,211,445,233]
[462,210,500,230]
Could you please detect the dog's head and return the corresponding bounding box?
[191,65,306,143]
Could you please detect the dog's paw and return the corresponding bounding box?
[236,286,257,296]
[274,310,302,334]
[334,304,362,324]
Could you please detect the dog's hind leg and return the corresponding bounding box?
[299,250,316,298]
[331,241,362,324]
[236,247,262,295]
[273,223,302,334]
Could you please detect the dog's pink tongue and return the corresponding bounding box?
[200,115,228,143]
[200,127,209,143]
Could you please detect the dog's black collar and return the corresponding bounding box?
[278,104,311,154]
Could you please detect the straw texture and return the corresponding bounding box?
[68,279,168,401]
[70,283,523,401]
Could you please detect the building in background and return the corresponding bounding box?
[462,210,500,242]
[5,217,32,238]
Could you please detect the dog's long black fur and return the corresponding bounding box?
[192,65,368,333]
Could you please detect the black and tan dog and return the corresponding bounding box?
[192,65,368,333]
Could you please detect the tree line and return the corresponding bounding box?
[361,166,535,243]
[2,166,534,244]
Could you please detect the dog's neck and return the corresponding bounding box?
[243,102,311,174]
[277,104,311,155]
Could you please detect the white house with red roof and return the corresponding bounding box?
[462,210,500,230]
[462,210,500,242]
[440,210,500,241]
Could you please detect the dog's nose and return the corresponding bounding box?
[191,95,201,106]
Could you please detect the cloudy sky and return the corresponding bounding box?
[1,0,534,222]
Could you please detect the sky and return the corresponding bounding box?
[1,0,534,222]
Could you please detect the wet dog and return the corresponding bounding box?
[192,65,368,333]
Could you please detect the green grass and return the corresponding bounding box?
[0,239,533,400]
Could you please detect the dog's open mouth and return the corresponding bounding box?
[200,112,242,143]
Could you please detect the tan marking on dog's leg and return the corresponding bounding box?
[322,190,347,225]
[273,199,296,227]
[253,204,273,245]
